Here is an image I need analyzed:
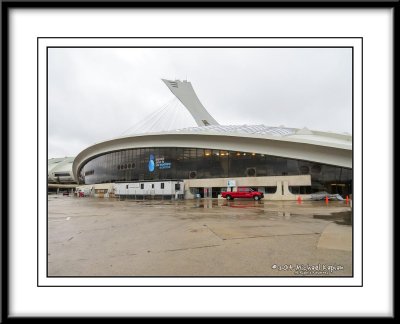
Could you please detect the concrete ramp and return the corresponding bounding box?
[317,223,352,251]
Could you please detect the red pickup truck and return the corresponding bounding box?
[221,187,264,201]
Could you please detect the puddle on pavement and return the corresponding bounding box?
[50,196,352,225]
[313,212,352,225]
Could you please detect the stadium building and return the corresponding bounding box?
[48,156,75,184]
[66,79,352,200]
[48,157,77,193]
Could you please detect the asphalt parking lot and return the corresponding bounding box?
[48,195,352,277]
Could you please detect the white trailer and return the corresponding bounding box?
[114,181,184,199]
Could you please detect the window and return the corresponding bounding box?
[140,183,144,189]
[264,186,277,194]
[54,172,70,177]
[161,183,164,189]
[151,184,154,189]
[175,183,180,191]
[126,185,128,189]
[289,186,311,195]
[94,189,108,194]
[299,165,310,174]
[311,164,322,174]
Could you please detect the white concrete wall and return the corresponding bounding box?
[184,175,310,188]
[183,175,311,201]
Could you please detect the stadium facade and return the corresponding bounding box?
[48,156,75,184]
[66,79,352,200]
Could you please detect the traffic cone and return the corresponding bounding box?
[346,195,349,205]
[297,196,302,204]
[325,196,329,204]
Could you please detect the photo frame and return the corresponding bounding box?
[2,0,396,319]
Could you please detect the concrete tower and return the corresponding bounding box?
[162,79,219,127]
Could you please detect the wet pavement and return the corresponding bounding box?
[48,196,352,277]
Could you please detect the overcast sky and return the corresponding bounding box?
[48,47,352,158]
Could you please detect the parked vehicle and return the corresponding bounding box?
[62,191,69,196]
[221,187,264,201]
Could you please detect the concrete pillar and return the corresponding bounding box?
[204,187,212,198]
[283,181,290,196]
[184,189,195,199]
[275,181,283,196]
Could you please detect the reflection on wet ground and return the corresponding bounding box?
[313,212,352,225]
[48,196,353,277]
[116,198,352,225]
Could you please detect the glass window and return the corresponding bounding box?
[176,148,184,161]
[161,183,164,189]
[140,183,144,189]
[54,172,70,177]
[264,186,277,194]
[79,147,352,199]
[299,165,310,174]
[183,148,190,160]
[311,164,322,174]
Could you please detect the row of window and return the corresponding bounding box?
[118,163,136,170]
[126,183,165,190]
[123,183,183,190]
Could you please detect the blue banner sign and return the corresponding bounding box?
[154,156,172,170]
